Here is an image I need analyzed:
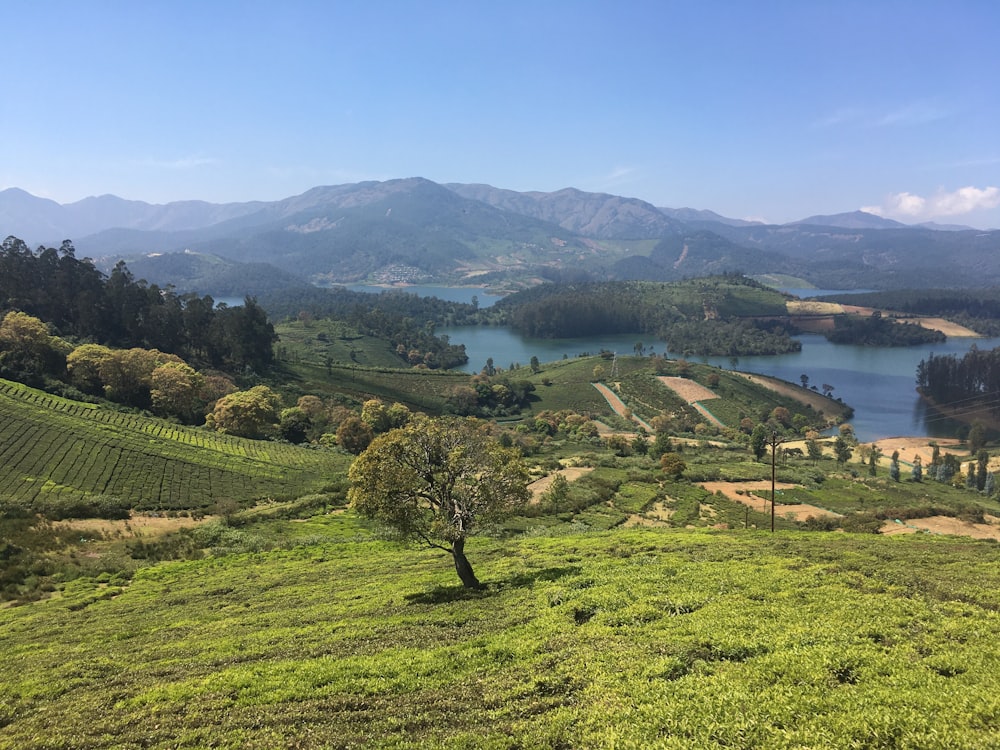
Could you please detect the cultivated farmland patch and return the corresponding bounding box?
[0,379,347,510]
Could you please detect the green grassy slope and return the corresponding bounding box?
[0,379,347,511]
[2,522,999,748]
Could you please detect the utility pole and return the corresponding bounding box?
[768,431,784,532]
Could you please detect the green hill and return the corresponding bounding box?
[2,522,1000,748]
[0,378,346,513]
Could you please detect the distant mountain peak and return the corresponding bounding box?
[788,210,907,229]
[658,206,763,227]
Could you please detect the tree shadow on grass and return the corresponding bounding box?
[405,585,493,605]
[498,565,581,590]
[404,566,581,605]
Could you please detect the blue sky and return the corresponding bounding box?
[2,0,998,227]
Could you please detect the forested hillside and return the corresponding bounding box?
[493,276,800,355]
[0,236,275,375]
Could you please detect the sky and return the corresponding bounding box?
[2,0,999,227]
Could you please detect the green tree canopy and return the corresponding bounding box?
[206,385,282,438]
[348,415,530,588]
[150,361,204,423]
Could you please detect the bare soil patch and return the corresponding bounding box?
[657,376,719,403]
[528,466,594,502]
[872,436,967,466]
[700,480,842,521]
[910,317,980,337]
[623,501,673,528]
[54,513,208,538]
[787,300,844,315]
[880,515,1000,540]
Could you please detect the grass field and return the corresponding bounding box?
[2,521,1000,749]
[4,349,1000,747]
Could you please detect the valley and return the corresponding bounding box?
[3,196,1000,749]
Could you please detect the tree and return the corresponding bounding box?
[911,456,923,483]
[800,373,809,389]
[977,450,990,491]
[150,361,204,422]
[968,421,987,455]
[660,452,686,478]
[890,451,900,482]
[0,310,69,380]
[605,434,632,457]
[541,473,569,509]
[349,416,530,588]
[336,416,374,455]
[750,424,768,461]
[100,347,181,408]
[806,438,823,462]
[529,355,540,373]
[868,444,882,476]
[360,399,392,433]
[770,406,791,427]
[66,343,113,394]
[833,436,852,466]
[278,407,311,444]
[206,385,281,438]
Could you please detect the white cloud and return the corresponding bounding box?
[863,186,1000,221]
[932,186,1000,216]
[588,166,639,192]
[814,101,949,130]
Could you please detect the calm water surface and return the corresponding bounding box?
[338,283,996,441]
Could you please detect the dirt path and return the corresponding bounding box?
[700,480,842,520]
[592,382,653,432]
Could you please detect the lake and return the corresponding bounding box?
[439,325,1000,442]
[340,283,996,441]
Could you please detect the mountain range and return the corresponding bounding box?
[1,179,997,294]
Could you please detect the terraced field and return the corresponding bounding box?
[0,380,347,510]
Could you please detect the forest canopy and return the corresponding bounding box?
[0,236,276,374]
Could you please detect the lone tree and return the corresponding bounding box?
[348,415,530,589]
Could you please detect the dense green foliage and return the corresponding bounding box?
[666,319,800,356]
[917,344,1000,415]
[826,313,946,346]
[493,277,797,356]
[260,287,471,369]
[0,236,276,375]
[349,415,530,587]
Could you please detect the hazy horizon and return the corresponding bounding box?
[3,1,999,228]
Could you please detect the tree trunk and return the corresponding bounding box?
[451,538,482,589]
